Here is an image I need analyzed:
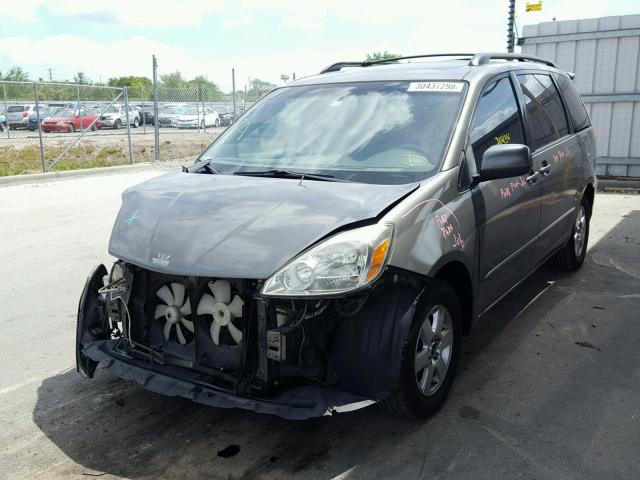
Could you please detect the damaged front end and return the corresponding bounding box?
[76,260,423,419]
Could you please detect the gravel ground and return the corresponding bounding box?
[0,173,638,480]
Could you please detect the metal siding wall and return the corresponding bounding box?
[520,15,640,176]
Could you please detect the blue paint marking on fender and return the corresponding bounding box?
[124,209,140,225]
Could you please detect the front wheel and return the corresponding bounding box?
[215,118,220,127]
[133,117,139,128]
[552,197,590,271]
[382,279,462,419]
[114,119,122,130]
[68,123,75,133]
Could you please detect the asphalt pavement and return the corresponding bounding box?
[0,171,638,480]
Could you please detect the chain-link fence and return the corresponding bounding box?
[0,56,259,176]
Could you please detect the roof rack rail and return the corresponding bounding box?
[319,53,475,74]
[468,52,556,68]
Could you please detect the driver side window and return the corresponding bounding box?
[470,76,525,167]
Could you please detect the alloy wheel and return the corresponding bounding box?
[574,205,587,257]
[415,304,453,396]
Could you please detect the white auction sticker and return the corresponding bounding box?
[407,82,464,92]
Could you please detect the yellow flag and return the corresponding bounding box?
[526,1,542,11]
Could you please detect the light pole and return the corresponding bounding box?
[507,0,515,52]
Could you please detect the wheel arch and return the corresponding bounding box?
[582,182,595,218]
[432,260,474,336]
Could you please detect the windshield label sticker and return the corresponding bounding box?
[407,82,464,93]
[495,132,511,144]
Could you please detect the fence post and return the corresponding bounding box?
[3,82,9,138]
[232,68,237,118]
[201,81,206,133]
[124,87,133,165]
[33,82,46,172]
[76,81,82,130]
[141,85,146,134]
[152,55,160,161]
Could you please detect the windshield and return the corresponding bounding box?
[60,110,77,118]
[199,81,466,184]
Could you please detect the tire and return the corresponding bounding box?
[215,118,220,127]
[114,119,122,130]
[201,120,205,130]
[133,117,139,128]
[90,123,97,131]
[382,279,462,419]
[552,196,590,271]
[68,123,75,133]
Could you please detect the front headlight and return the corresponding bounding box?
[261,223,394,297]
[57,121,66,126]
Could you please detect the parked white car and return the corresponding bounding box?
[175,107,220,129]
[99,104,140,129]
[6,104,37,129]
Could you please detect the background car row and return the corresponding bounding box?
[0,103,239,133]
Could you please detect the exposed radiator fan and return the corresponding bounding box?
[197,280,244,345]
[154,283,193,345]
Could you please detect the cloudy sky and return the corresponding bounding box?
[0,0,637,91]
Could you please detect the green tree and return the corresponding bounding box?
[1,66,29,81]
[108,76,153,100]
[245,78,277,101]
[188,75,224,102]
[160,71,187,89]
[74,71,90,85]
[365,51,401,62]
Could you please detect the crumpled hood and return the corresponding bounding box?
[109,172,417,278]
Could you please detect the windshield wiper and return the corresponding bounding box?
[233,169,352,182]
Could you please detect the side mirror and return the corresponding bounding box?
[478,144,531,182]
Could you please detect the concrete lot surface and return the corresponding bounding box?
[0,172,638,479]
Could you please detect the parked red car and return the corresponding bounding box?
[41,109,101,133]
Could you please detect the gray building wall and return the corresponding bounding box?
[519,14,640,177]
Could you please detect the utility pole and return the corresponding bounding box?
[48,68,53,82]
[507,0,515,52]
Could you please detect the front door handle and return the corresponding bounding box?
[539,164,551,175]
[526,171,539,184]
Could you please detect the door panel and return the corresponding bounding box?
[516,73,579,261]
[469,76,541,311]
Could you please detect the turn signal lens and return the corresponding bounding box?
[367,238,390,281]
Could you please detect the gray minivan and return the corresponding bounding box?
[77,53,596,420]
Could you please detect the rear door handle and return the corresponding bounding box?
[526,171,539,184]
[539,164,551,175]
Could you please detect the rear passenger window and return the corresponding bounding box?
[470,76,525,164]
[517,73,569,150]
[554,73,591,132]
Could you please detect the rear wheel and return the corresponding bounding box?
[382,280,462,419]
[133,117,139,128]
[552,197,590,271]
[114,119,122,130]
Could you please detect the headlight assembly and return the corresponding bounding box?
[261,223,394,297]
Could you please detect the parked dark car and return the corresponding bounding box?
[28,106,51,131]
[135,105,155,125]
[77,53,596,420]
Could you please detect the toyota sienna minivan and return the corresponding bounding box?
[77,53,596,420]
